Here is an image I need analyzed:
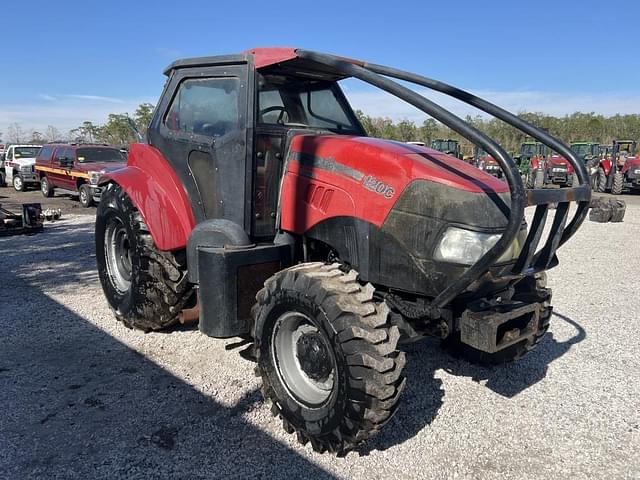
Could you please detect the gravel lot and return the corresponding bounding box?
[1,199,639,479]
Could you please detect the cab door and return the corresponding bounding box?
[148,62,252,230]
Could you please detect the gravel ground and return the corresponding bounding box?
[1,204,639,479]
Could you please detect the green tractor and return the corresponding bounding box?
[430,138,462,159]
[514,141,548,188]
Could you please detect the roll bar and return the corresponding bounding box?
[295,50,591,308]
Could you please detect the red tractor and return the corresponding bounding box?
[474,146,503,178]
[543,153,576,188]
[592,140,639,194]
[94,48,590,454]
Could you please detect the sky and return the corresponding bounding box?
[1,0,638,137]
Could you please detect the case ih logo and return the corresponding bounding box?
[362,175,395,199]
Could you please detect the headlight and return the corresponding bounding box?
[635,169,640,174]
[89,171,104,185]
[434,227,524,265]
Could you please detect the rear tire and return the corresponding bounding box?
[253,263,406,454]
[442,273,552,365]
[40,176,54,197]
[96,183,194,331]
[611,172,624,195]
[594,168,607,193]
[79,184,94,207]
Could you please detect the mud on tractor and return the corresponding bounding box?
[592,140,639,194]
[95,48,591,454]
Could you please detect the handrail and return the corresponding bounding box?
[295,50,591,307]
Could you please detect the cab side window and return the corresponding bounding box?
[165,77,239,138]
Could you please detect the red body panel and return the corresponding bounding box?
[599,158,613,176]
[245,47,298,68]
[280,135,508,234]
[621,156,640,174]
[99,144,196,251]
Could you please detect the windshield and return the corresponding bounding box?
[521,143,546,156]
[257,75,362,134]
[76,147,126,163]
[14,147,41,158]
[431,140,458,152]
[571,144,594,157]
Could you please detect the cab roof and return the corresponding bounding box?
[163,47,357,81]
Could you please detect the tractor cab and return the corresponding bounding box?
[430,138,461,159]
[570,141,600,165]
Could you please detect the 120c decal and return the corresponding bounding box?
[362,175,395,199]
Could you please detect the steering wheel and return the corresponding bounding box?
[259,106,289,124]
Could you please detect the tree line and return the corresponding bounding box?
[2,103,155,146]
[355,111,640,155]
[3,104,639,156]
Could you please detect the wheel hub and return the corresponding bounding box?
[270,312,337,407]
[104,218,133,293]
[296,333,333,382]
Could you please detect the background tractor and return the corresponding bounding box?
[474,146,502,178]
[592,140,638,194]
[515,141,548,188]
[94,48,590,454]
[430,138,462,159]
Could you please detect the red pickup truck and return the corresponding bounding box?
[35,144,126,207]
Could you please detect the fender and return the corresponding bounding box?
[99,143,196,251]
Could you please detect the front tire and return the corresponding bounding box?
[594,168,607,193]
[611,172,624,195]
[13,174,24,192]
[96,183,193,331]
[79,184,94,207]
[253,263,406,454]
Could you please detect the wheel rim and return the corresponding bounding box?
[14,176,22,190]
[271,311,337,407]
[41,179,48,194]
[80,188,88,204]
[104,217,133,293]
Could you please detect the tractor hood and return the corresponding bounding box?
[287,134,508,194]
[281,134,509,231]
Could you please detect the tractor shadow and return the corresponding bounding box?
[0,220,337,479]
[359,311,585,454]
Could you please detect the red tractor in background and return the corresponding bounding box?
[592,140,639,194]
[543,153,576,187]
[474,146,503,178]
[94,48,591,454]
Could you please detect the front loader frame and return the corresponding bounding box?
[296,50,591,308]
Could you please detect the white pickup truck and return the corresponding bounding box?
[3,144,42,191]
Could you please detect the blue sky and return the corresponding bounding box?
[1,0,638,134]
